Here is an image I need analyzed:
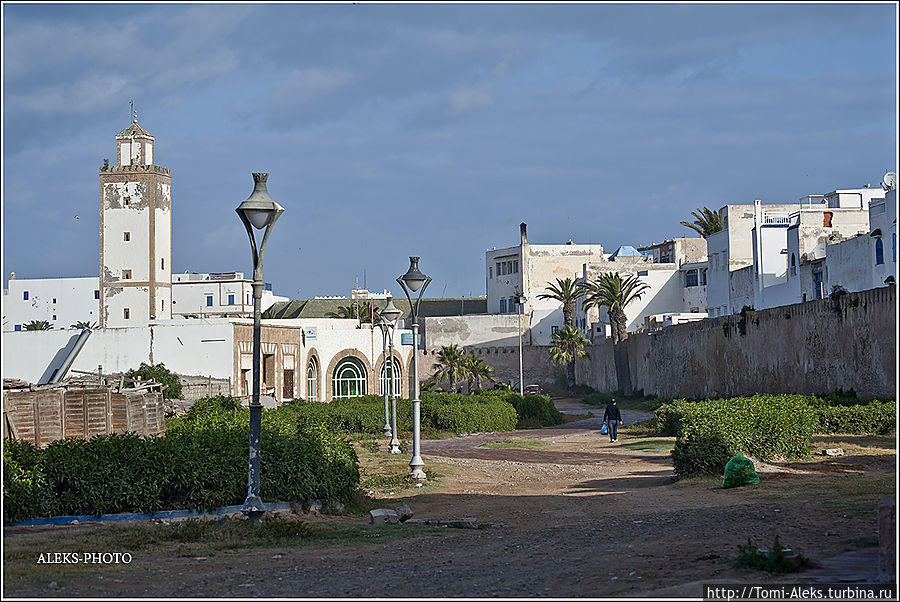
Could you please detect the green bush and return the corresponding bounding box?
[473,390,565,428]
[666,395,818,477]
[425,398,517,433]
[814,400,895,434]
[3,396,359,523]
[125,362,183,399]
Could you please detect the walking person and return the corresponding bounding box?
[602,398,624,442]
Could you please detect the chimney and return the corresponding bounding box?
[520,222,528,245]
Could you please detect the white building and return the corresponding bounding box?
[3,275,100,331]
[99,119,172,327]
[170,271,287,318]
[705,185,883,316]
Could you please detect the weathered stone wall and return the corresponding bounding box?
[579,286,896,399]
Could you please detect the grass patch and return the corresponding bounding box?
[731,535,816,575]
[620,437,676,453]
[480,438,549,450]
[3,517,448,593]
[352,440,451,505]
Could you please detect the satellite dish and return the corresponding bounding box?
[882,172,896,191]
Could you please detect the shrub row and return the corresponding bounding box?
[811,399,895,435]
[3,396,359,523]
[284,390,562,435]
[663,395,819,477]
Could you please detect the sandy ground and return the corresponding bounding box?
[3,398,894,598]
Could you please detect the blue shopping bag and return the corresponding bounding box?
[600,423,608,435]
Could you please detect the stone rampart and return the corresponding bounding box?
[579,286,896,399]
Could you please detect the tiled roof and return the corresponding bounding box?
[116,122,153,138]
[263,297,487,320]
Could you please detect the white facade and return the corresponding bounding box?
[3,276,100,332]
[170,272,287,318]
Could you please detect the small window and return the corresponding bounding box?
[122,269,132,280]
[500,298,507,313]
[123,196,131,206]
[14,324,21,332]
[161,299,165,311]
[123,232,130,241]
[700,269,708,285]
[228,294,235,305]
[875,238,884,265]
[551,325,559,334]
[124,308,130,319]
[685,270,698,287]
[52,315,57,321]
[52,298,57,304]
[206,295,214,307]
[513,260,519,273]
[489,267,492,279]
[23,291,29,300]
[94,289,100,299]
[161,258,165,270]
[790,253,797,276]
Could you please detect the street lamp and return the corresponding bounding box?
[379,296,403,454]
[515,291,527,395]
[397,257,431,479]
[235,172,284,522]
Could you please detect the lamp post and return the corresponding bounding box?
[397,257,431,479]
[516,291,526,395]
[235,172,284,522]
[379,296,403,454]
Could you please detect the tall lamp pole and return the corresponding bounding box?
[236,172,284,522]
[380,297,403,454]
[377,315,393,439]
[397,257,431,479]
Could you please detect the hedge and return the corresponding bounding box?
[665,395,819,477]
[812,399,896,435]
[3,396,359,523]
[285,391,559,435]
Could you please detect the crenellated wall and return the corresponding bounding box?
[579,286,896,399]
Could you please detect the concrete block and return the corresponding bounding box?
[878,498,895,582]
[823,448,845,457]
[395,503,414,522]
[369,508,400,525]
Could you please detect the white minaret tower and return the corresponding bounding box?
[99,106,172,328]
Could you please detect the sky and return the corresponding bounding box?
[2,2,897,300]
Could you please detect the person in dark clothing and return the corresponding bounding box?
[602,398,624,442]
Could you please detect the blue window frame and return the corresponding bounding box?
[23,291,29,300]
[875,238,884,265]
[206,295,214,307]
[499,298,507,313]
[14,324,21,331]
[228,294,235,305]
[94,290,100,299]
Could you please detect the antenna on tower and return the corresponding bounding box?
[130,100,137,123]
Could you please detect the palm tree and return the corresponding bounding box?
[680,207,724,238]
[70,320,97,330]
[548,326,590,393]
[24,320,51,331]
[327,302,382,324]
[537,277,584,328]
[463,354,495,393]
[581,272,650,395]
[431,344,468,392]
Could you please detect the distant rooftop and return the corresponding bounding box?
[263,297,487,320]
[609,245,643,259]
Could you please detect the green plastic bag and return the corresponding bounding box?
[722,452,760,489]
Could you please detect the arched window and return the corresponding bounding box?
[379,358,402,396]
[333,357,366,399]
[790,253,797,277]
[875,238,884,265]
[306,357,318,402]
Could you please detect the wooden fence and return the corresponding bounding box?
[3,388,165,448]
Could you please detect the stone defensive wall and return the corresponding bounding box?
[579,286,896,399]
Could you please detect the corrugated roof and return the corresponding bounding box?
[262,297,487,319]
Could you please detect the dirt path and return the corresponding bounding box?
[4,398,894,598]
